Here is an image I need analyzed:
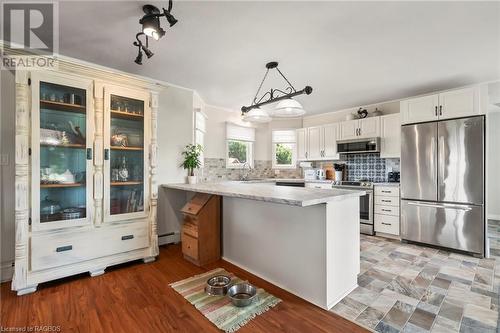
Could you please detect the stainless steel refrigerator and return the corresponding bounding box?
[400,116,485,256]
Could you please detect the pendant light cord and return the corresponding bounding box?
[252,68,270,104]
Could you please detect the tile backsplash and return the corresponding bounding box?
[200,158,302,182]
[345,154,399,182]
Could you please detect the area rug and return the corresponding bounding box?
[169,268,282,333]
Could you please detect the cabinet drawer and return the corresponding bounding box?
[111,225,149,255]
[374,214,400,236]
[182,221,198,238]
[375,205,400,216]
[31,230,99,272]
[182,233,198,260]
[375,186,399,197]
[375,196,399,206]
[184,214,199,225]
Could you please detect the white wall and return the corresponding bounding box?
[156,86,195,243]
[303,101,400,127]
[487,82,500,220]
[1,69,16,281]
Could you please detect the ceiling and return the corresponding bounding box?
[59,1,500,115]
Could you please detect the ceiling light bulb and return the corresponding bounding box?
[242,108,272,123]
[273,98,306,117]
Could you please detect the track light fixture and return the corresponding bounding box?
[132,0,178,65]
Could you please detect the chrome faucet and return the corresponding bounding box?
[240,162,253,181]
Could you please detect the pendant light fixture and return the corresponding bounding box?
[132,1,178,65]
[241,61,313,122]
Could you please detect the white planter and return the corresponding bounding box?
[187,176,197,184]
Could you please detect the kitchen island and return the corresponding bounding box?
[161,181,364,310]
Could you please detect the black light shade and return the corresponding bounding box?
[134,49,143,65]
[141,15,165,40]
[163,10,178,27]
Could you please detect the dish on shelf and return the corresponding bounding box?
[61,207,85,220]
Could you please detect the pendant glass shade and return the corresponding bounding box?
[242,108,272,123]
[273,98,306,117]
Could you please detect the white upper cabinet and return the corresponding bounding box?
[340,117,380,140]
[380,114,401,158]
[400,94,438,125]
[340,120,358,140]
[307,126,323,160]
[323,123,339,159]
[439,87,479,120]
[401,86,482,125]
[296,128,307,160]
[358,117,380,138]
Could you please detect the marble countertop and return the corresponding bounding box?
[162,181,365,207]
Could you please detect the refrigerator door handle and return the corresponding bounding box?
[406,201,472,211]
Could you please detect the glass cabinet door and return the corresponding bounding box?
[32,73,93,230]
[104,87,149,221]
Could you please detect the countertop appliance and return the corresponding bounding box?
[387,171,400,183]
[337,138,380,154]
[316,169,326,180]
[303,169,317,181]
[401,116,485,256]
[332,181,374,235]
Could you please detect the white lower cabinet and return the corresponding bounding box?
[374,185,400,236]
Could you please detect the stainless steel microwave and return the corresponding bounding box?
[337,138,380,154]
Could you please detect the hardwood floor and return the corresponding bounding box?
[1,244,367,333]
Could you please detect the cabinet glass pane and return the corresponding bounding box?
[39,82,87,223]
[109,95,145,215]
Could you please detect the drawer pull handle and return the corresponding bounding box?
[56,245,73,252]
[381,222,392,226]
[381,209,392,212]
[381,200,391,202]
[381,190,391,193]
[121,235,134,240]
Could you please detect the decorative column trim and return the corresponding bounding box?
[149,91,159,256]
[93,82,104,226]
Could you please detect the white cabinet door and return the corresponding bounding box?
[358,117,380,138]
[296,128,307,160]
[400,94,439,125]
[340,120,359,140]
[307,126,323,160]
[323,123,339,160]
[438,87,479,120]
[380,114,401,158]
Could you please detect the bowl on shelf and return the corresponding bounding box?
[205,275,232,296]
[226,283,257,307]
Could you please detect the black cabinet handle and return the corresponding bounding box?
[382,209,392,212]
[121,235,134,240]
[381,199,391,202]
[435,106,438,116]
[381,190,391,193]
[56,245,73,252]
[439,105,442,116]
[104,148,109,160]
[381,222,392,226]
[86,148,92,160]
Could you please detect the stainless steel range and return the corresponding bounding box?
[332,181,374,235]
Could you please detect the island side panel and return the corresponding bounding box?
[326,197,360,309]
[222,197,328,309]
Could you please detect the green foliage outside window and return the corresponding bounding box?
[276,143,292,165]
[228,140,247,164]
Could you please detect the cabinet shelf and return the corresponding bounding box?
[40,183,84,188]
[40,100,86,113]
[110,146,143,151]
[41,143,86,149]
[111,181,143,186]
[110,110,144,120]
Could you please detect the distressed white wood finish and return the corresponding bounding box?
[102,84,151,223]
[13,57,161,295]
[12,70,34,293]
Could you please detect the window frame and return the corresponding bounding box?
[271,129,297,170]
[226,139,254,169]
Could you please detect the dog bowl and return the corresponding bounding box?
[205,275,232,296]
[227,283,257,307]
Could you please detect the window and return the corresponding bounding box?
[226,123,255,168]
[272,129,297,169]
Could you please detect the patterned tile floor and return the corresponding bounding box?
[331,220,500,333]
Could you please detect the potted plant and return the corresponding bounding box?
[180,144,203,184]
